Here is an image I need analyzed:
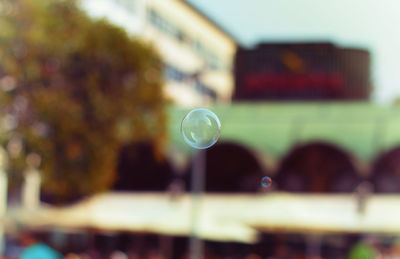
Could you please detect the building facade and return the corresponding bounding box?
[83,0,237,107]
[234,43,371,101]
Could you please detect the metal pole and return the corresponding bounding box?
[0,169,7,255]
[189,150,205,259]
[22,167,41,211]
[0,148,8,255]
[306,234,322,259]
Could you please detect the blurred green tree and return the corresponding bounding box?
[0,0,166,202]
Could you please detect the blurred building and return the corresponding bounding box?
[234,43,371,101]
[82,0,237,107]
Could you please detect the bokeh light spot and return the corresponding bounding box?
[261,176,272,188]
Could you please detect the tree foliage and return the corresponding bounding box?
[0,0,166,201]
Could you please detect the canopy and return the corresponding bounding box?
[8,192,400,243]
[8,193,258,243]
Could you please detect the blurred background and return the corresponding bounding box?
[1,0,400,258]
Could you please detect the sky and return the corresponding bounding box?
[187,0,400,103]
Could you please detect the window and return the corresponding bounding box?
[195,81,217,100]
[148,9,221,70]
[164,64,187,82]
[148,9,184,42]
[164,64,217,100]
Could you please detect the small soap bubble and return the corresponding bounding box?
[261,176,272,188]
[181,108,221,149]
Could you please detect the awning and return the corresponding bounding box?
[8,192,400,242]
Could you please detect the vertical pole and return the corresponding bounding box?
[0,148,8,255]
[0,168,7,255]
[372,116,386,154]
[23,153,42,211]
[22,168,41,211]
[160,235,173,259]
[306,234,322,259]
[189,150,205,259]
[290,116,304,144]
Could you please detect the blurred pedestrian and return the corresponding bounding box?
[19,230,62,259]
[64,253,81,259]
[348,236,380,259]
[245,254,262,259]
[110,250,128,259]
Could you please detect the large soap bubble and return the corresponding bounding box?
[181,108,221,149]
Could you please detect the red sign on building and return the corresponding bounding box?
[234,43,370,101]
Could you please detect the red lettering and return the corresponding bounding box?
[243,72,344,97]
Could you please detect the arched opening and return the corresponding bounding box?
[185,141,267,193]
[370,146,400,193]
[276,141,360,192]
[113,142,174,191]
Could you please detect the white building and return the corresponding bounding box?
[82,0,237,107]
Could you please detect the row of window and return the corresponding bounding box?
[148,8,221,70]
[195,81,217,100]
[164,63,188,82]
[164,64,217,100]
